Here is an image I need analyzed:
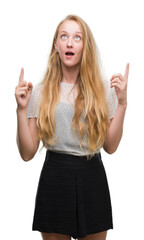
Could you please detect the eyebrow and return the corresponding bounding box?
[59,30,82,35]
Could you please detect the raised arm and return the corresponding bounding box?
[15,68,40,161]
[103,63,129,154]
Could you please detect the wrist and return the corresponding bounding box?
[118,102,127,110]
[16,106,27,113]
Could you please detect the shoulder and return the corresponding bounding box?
[27,83,44,119]
[102,78,117,100]
[102,78,118,119]
[32,82,44,95]
[30,83,44,101]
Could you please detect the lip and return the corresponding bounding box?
[65,51,75,55]
[65,51,75,59]
[66,55,74,59]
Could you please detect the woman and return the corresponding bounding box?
[15,14,129,240]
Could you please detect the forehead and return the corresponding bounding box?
[58,20,82,34]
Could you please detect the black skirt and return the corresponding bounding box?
[32,150,113,239]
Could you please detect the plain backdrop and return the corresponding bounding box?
[0,0,144,239]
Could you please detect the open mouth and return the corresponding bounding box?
[65,51,75,56]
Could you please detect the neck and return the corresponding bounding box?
[61,63,80,84]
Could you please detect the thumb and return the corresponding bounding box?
[27,82,33,94]
[28,82,33,89]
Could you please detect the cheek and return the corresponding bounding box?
[57,44,65,59]
[78,42,83,51]
[58,42,65,52]
[77,44,83,56]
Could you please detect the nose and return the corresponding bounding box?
[67,37,73,47]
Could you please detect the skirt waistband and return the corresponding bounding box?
[45,150,102,168]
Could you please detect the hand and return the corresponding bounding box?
[15,68,33,110]
[110,63,129,106]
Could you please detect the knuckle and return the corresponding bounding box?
[121,85,125,91]
[20,82,25,87]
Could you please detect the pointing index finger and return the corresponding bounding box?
[124,63,129,81]
[19,67,24,84]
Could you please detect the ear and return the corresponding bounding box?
[54,40,58,52]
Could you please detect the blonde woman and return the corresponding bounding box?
[15,15,129,240]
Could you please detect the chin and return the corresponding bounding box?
[63,61,80,68]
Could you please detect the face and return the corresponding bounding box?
[54,20,83,68]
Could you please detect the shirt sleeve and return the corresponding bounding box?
[27,83,43,119]
[103,79,118,119]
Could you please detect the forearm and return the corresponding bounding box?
[16,108,35,161]
[103,103,127,154]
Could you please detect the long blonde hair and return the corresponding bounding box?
[37,15,109,160]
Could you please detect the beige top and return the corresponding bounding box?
[27,80,118,156]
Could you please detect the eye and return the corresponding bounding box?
[75,35,81,40]
[61,34,67,39]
